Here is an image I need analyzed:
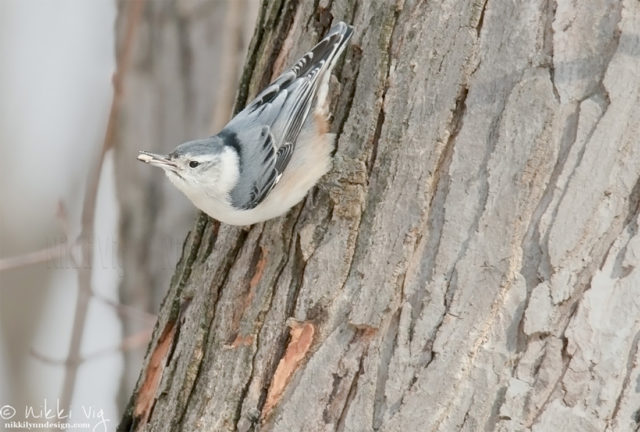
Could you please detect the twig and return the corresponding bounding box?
[0,243,72,272]
[58,0,145,415]
[83,328,153,362]
[0,201,77,272]
[92,291,157,324]
[31,328,153,365]
[56,201,74,244]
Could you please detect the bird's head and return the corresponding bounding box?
[137,137,239,201]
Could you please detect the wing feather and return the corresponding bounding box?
[224,22,354,210]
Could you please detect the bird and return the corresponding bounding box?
[137,21,354,226]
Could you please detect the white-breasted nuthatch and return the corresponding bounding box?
[138,22,354,225]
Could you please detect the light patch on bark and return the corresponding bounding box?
[262,321,315,419]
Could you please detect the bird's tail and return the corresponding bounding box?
[311,22,354,118]
[300,21,354,79]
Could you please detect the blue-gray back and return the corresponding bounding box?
[222,22,354,210]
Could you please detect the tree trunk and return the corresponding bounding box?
[119,0,640,431]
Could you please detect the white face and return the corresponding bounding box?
[138,141,240,202]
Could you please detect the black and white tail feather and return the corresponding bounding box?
[223,22,354,210]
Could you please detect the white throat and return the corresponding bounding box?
[166,146,240,213]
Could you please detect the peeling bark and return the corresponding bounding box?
[262,321,315,419]
[118,0,640,431]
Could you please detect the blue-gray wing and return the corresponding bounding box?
[223,126,279,210]
[224,21,354,210]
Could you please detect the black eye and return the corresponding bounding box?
[189,160,200,168]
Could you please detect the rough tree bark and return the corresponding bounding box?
[119,0,640,431]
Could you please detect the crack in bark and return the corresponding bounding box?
[393,81,473,398]
[258,0,300,91]
[527,303,579,426]
[336,348,366,431]
[255,237,302,413]
[166,298,193,367]
[610,176,640,278]
[430,75,523,346]
[234,206,309,429]
[174,213,210,291]
[364,2,402,177]
[367,106,384,178]
[333,40,362,153]
[528,340,571,427]
[473,0,488,37]
[340,0,403,302]
[235,0,298,115]
[541,94,608,264]
[199,220,220,263]
[622,156,640,231]
[305,0,321,30]
[544,0,560,102]
[307,0,335,36]
[372,308,401,430]
[234,326,262,432]
[386,311,448,422]
[232,229,268,338]
[439,85,469,310]
[392,85,471,415]
[175,229,249,431]
[516,102,580,352]
[485,385,508,431]
[460,391,475,431]
[599,2,622,98]
[609,330,640,428]
[233,1,269,113]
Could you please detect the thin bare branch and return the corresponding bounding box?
[92,291,157,324]
[0,243,72,272]
[56,201,73,241]
[83,328,154,362]
[0,201,77,272]
[31,328,153,366]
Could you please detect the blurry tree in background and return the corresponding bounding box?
[113,0,258,407]
[0,0,257,425]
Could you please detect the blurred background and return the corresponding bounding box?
[0,0,258,427]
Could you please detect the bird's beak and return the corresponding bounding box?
[137,151,177,171]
